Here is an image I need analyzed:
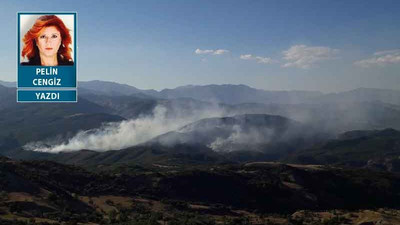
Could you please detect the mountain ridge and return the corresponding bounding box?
[2,80,400,105]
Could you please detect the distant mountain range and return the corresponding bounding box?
[311,87,400,106]
[152,84,323,104]
[79,80,159,97]
[3,79,400,105]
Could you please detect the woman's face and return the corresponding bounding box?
[36,26,61,58]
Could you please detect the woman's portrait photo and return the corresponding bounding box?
[20,14,75,66]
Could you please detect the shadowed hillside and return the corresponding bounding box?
[286,128,400,172]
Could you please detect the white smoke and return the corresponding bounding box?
[24,105,225,153]
[208,125,275,152]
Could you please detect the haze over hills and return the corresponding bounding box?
[150,114,325,153]
[310,87,400,106]
[79,80,159,97]
[24,114,323,163]
[1,80,400,172]
[0,85,125,156]
[0,84,15,110]
[77,81,323,104]
[8,117,400,173]
[0,80,15,88]
[76,83,400,134]
[0,99,124,157]
[3,80,400,105]
[77,80,400,107]
[152,84,323,104]
[80,92,225,120]
[12,80,400,132]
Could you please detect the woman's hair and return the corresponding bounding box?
[22,15,73,62]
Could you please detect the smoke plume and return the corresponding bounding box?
[23,105,225,153]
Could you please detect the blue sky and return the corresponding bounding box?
[1,0,400,92]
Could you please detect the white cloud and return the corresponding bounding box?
[282,45,339,69]
[195,49,214,54]
[240,54,276,64]
[240,54,252,60]
[255,56,275,64]
[354,49,400,67]
[213,49,229,55]
[195,48,229,55]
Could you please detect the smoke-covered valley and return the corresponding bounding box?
[1,81,400,170]
[23,104,227,153]
[13,82,400,158]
